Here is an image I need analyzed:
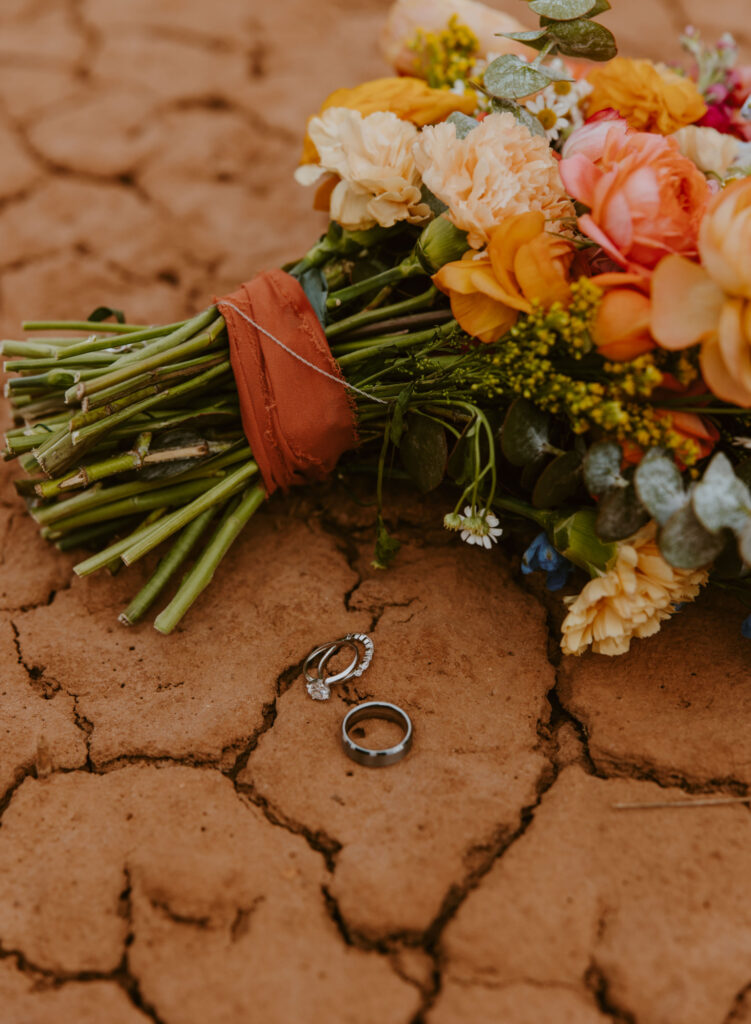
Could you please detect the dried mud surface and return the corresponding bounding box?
[1,1,750,1022]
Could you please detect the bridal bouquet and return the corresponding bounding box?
[5,0,751,656]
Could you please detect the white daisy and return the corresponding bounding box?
[525,91,569,142]
[458,505,503,550]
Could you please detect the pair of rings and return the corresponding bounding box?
[304,632,373,701]
[303,633,413,768]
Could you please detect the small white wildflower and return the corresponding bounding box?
[458,505,503,550]
[443,512,463,531]
[525,91,569,142]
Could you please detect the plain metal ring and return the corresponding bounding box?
[304,639,359,687]
[341,701,413,768]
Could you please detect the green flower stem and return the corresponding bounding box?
[33,444,251,526]
[335,308,454,342]
[336,321,457,368]
[43,477,219,538]
[120,507,217,626]
[52,321,189,360]
[492,495,551,528]
[23,319,151,334]
[326,255,424,310]
[74,513,173,577]
[81,353,227,411]
[121,459,260,567]
[69,317,226,402]
[325,286,438,340]
[5,352,120,372]
[110,308,219,367]
[70,361,232,448]
[153,483,266,634]
[55,516,148,552]
[1,340,71,359]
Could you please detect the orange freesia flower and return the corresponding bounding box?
[586,58,707,135]
[432,212,574,343]
[589,271,656,361]
[300,77,476,164]
[651,179,751,406]
[559,125,710,278]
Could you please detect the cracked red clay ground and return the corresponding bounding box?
[1,2,751,1022]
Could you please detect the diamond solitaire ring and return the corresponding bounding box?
[303,633,374,701]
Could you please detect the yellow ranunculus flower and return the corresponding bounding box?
[586,58,707,135]
[300,76,476,164]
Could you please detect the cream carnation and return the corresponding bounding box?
[294,107,430,230]
[412,112,574,248]
[560,524,708,657]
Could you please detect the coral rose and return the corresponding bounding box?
[295,108,430,231]
[651,179,751,405]
[413,112,574,249]
[559,126,711,277]
[586,58,707,135]
[380,0,531,76]
[432,211,574,343]
[300,77,477,165]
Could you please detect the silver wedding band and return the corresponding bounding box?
[341,701,413,767]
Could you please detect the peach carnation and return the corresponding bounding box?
[295,108,430,231]
[586,58,707,135]
[561,524,708,657]
[413,112,574,249]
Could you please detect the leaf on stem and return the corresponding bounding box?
[400,414,448,493]
[484,55,555,100]
[372,515,401,570]
[541,17,617,60]
[500,397,552,466]
[529,0,598,19]
[633,447,686,526]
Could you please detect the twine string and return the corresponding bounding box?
[218,300,388,406]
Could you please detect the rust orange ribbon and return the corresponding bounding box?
[218,269,358,495]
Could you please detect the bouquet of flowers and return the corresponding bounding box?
[5,0,751,655]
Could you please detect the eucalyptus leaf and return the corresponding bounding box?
[297,267,328,325]
[588,0,612,13]
[400,414,448,493]
[633,448,686,526]
[501,28,549,42]
[446,112,479,140]
[692,452,751,535]
[490,98,547,138]
[544,18,617,60]
[532,450,583,508]
[596,483,650,542]
[484,55,554,100]
[658,503,726,570]
[520,453,549,492]
[529,0,597,19]
[582,441,623,497]
[501,397,551,467]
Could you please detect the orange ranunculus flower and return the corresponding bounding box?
[651,179,751,406]
[589,271,656,361]
[432,212,574,343]
[559,125,711,278]
[586,58,707,135]
[380,0,531,76]
[300,76,477,164]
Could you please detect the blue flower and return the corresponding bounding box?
[742,614,751,639]
[521,532,572,592]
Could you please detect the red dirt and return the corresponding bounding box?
[1,2,750,1022]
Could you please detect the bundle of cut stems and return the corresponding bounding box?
[2,254,480,632]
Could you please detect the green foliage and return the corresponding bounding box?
[539,17,617,60]
[532,450,582,508]
[633,448,685,526]
[529,0,600,18]
[582,441,623,497]
[399,414,448,493]
[552,508,617,575]
[490,97,547,137]
[500,398,552,466]
[483,54,557,100]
